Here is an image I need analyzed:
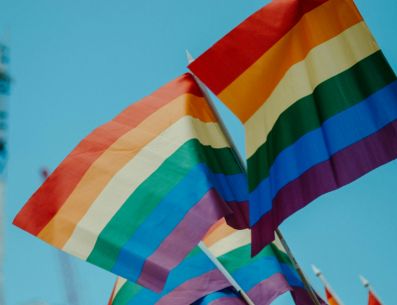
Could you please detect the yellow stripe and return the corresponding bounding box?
[245,21,378,157]
[61,117,229,259]
[37,94,218,248]
[218,0,363,123]
[208,229,251,258]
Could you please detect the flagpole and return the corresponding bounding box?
[198,242,255,305]
[312,265,344,305]
[186,50,322,305]
[359,275,383,304]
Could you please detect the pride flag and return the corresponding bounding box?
[108,219,325,305]
[203,220,326,305]
[189,0,397,254]
[107,247,231,305]
[13,73,247,292]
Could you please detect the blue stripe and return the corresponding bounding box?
[250,81,397,225]
[231,256,303,291]
[126,250,217,304]
[192,288,239,305]
[112,163,247,281]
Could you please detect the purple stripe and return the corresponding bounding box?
[156,270,230,305]
[210,297,247,305]
[225,201,250,230]
[137,189,232,292]
[252,120,397,255]
[247,273,291,305]
[291,287,328,305]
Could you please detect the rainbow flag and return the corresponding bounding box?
[108,219,325,305]
[189,0,397,254]
[107,247,231,305]
[203,220,326,305]
[13,73,247,292]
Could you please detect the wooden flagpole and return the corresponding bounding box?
[312,264,344,305]
[359,275,383,304]
[186,50,322,305]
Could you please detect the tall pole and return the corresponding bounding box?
[312,265,344,305]
[359,275,383,304]
[0,41,11,305]
[186,50,322,305]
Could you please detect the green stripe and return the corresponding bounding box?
[111,281,142,305]
[87,138,241,269]
[248,51,396,190]
[218,243,292,274]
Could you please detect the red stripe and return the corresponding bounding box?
[251,120,397,255]
[189,0,328,94]
[13,73,203,235]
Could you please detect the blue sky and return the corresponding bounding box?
[0,0,396,304]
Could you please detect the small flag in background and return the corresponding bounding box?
[13,73,247,292]
[368,292,382,305]
[107,247,231,305]
[325,288,340,305]
[189,0,397,254]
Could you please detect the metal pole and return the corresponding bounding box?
[187,49,322,305]
[199,242,255,305]
[312,265,344,305]
[359,275,383,304]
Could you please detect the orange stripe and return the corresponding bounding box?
[37,93,216,248]
[202,219,236,247]
[13,74,203,236]
[218,0,363,122]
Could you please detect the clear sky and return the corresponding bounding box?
[0,0,396,304]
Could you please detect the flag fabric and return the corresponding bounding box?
[325,288,339,305]
[107,247,232,305]
[107,219,326,305]
[13,73,247,292]
[189,0,397,254]
[202,219,327,305]
[368,291,382,305]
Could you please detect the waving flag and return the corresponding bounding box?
[189,0,397,254]
[13,73,247,291]
[368,292,382,305]
[107,247,231,305]
[203,220,326,305]
[325,288,340,305]
[108,219,325,305]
